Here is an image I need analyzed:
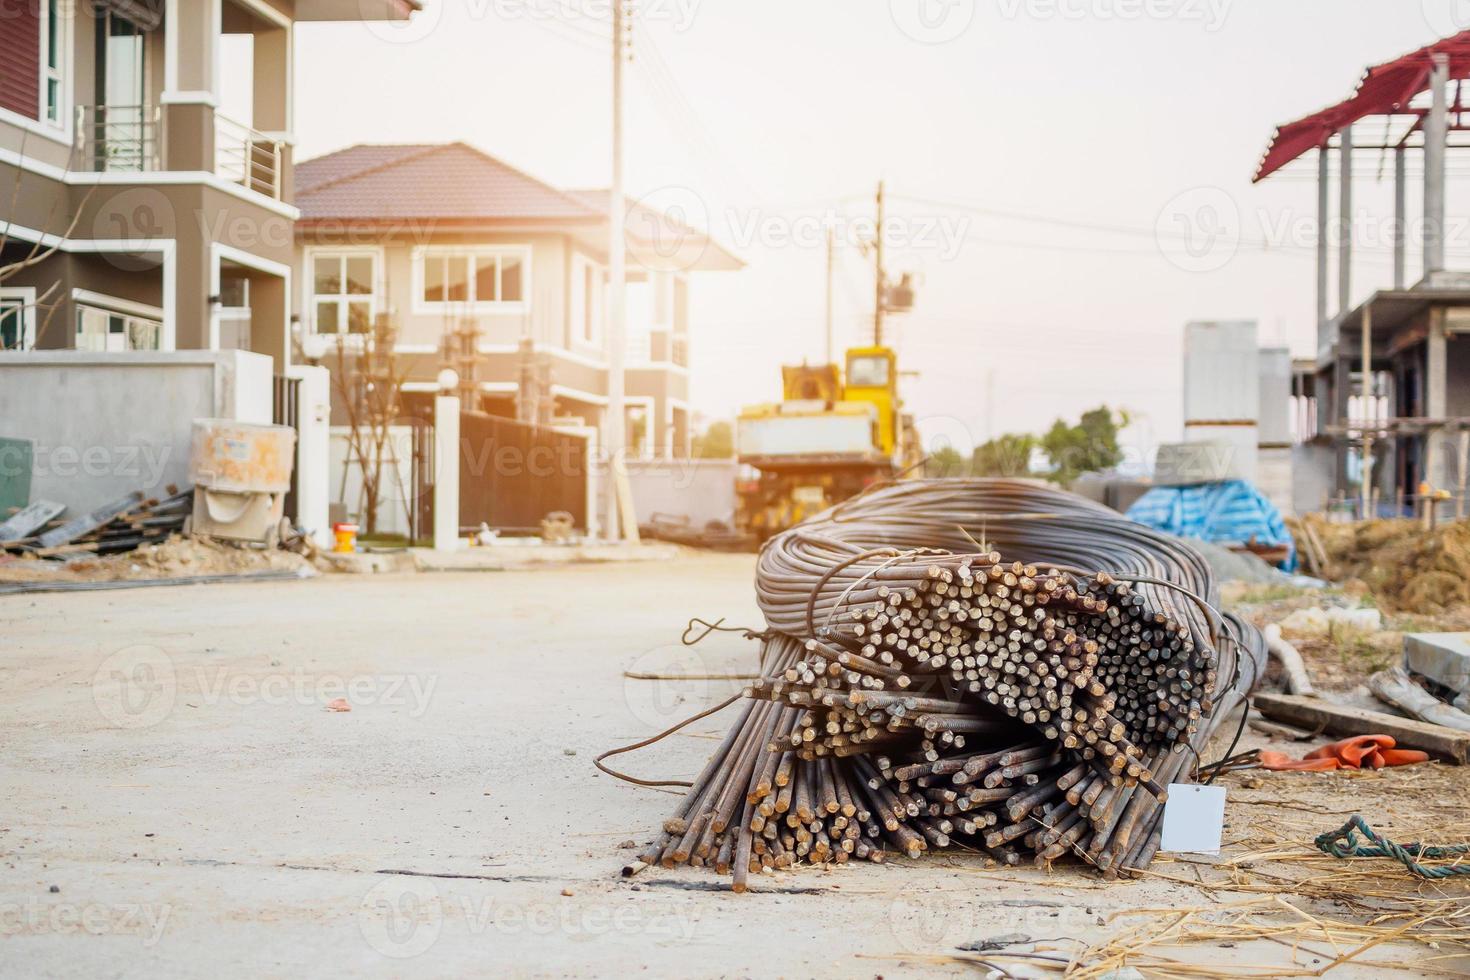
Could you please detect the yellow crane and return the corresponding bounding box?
[735,345,918,538]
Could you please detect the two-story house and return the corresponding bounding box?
[0,0,417,370]
[292,141,740,458]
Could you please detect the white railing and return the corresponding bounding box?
[74,104,161,173]
[215,113,283,200]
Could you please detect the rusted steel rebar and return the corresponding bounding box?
[631,479,1265,888]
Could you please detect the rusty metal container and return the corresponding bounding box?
[189,420,296,545]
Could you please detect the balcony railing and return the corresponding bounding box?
[74,104,161,173]
[215,113,283,201]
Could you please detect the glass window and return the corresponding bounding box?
[444,256,469,303]
[310,252,377,335]
[0,299,26,350]
[501,255,523,302]
[345,256,373,295]
[42,0,64,126]
[423,255,445,304]
[75,304,160,351]
[417,250,529,310]
[847,355,891,388]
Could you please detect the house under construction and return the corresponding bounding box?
[1258,32,1470,516]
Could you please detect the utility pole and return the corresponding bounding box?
[873,180,886,348]
[824,227,835,365]
[605,0,629,541]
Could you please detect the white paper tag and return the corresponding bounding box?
[1159,782,1226,855]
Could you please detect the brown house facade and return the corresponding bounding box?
[291,142,741,458]
[0,0,417,367]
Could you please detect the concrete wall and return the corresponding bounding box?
[0,350,272,514]
[625,458,738,528]
[1258,446,1294,517]
[1292,442,1337,516]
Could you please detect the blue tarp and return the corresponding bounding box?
[1126,480,1296,571]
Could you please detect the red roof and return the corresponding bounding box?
[1254,30,1470,182]
[295,142,600,223]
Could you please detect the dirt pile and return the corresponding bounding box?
[1296,516,1470,614]
[0,534,312,585]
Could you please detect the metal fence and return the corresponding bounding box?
[272,375,301,522]
[458,411,588,533]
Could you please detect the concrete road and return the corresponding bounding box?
[0,556,1439,977]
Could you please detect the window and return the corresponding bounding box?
[415,248,528,312]
[572,255,603,347]
[76,304,160,352]
[0,290,35,351]
[310,252,376,335]
[847,354,891,388]
[40,0,64,126]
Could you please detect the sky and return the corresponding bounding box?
[275,0,1470,465]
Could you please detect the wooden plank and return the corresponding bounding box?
[612,460,640,545]
[1253,691,1470,764]
[0,499,65,545]
[34,492,142,550]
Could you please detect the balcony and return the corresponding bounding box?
[74,104,161,173]
[215,114,284,200]
[69,105,284,202]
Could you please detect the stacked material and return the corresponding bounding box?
[0,488,193,557]
[633,479,1265,890]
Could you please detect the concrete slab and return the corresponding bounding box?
[410,542,683,572]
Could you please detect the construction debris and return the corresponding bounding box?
[1,488,192,557]
[1253,692,1470,763]
[613,479,1266,889]
[1369,665,1470,733]
[1294,515,1470,614]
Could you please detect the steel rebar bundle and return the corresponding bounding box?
[628,479,1265,890]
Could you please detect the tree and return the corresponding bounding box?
[334,314,415,536]
[926,445,968,477]
[692,421,733,459]
[1040,406,1129,484]
[972,433,1037,477]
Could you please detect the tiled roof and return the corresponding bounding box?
[295,142,601,222]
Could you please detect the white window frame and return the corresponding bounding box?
[74,294,164,352]
[571,252,603,349]
[304,247,381,339]
[0,287,37,351]
[411,245,531,316]
[39,0,68,129]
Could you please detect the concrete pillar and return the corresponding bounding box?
[433,395,461,551]
[1316,147,1330,348]
[252,27,290,133]
[285,364,332,547]
[1393,145,1407,290]
[161,0,220,172]
[1338,125,1353,318]
[1425,53,1449,277]
[1427,310,1449,489]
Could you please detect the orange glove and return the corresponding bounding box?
[1259,750,1340,771]
[1261,735,1430,771]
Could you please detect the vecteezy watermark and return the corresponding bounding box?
[0,441,172,486]
[1422,0,1470,36]
[725,207,970,263]
[997,0,1231,30]
[886,891,1103,954]
[0,899,172,947]
[93,646,178,730]
[357,877,699,959]
[889,0,977,44]
[621,641,751,730]
[91,645,439,729]
[1154,185,1240,273]
[361,0,702,44]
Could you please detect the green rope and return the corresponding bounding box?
[1314,815,1470,880]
